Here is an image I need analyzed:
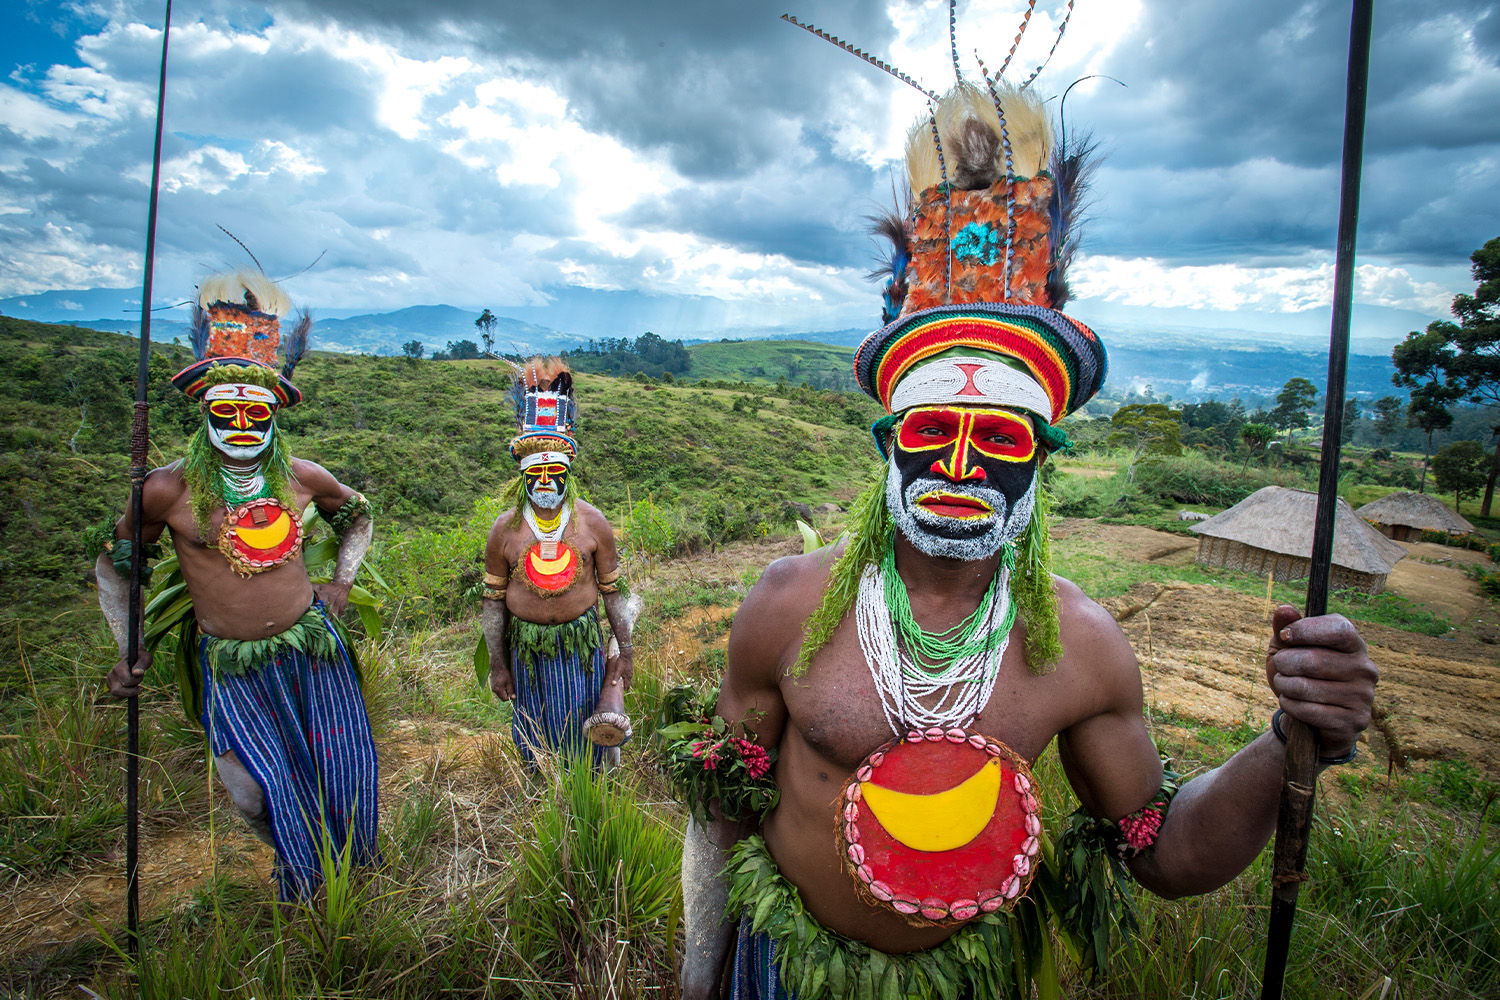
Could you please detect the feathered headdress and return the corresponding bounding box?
[171,269,310,407]
[509,356,578,465]
[786,3,1107,434]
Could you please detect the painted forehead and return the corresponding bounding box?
[518,450,572,471]
[203,382,279,405]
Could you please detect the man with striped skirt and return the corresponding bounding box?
[482,357,635,769]
[98,271,379,900]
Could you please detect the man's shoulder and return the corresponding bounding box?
[1049,573,1142,690]
[574,499,612,531]
[143,461,187,502]
[744,545,843,614]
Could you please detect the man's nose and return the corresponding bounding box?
[231,406,253,430]
[931,447,986,482]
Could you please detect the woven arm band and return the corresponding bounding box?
[481,571,507,602]
[326,492,373,538]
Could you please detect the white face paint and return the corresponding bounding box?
[885,461,1038,562]
[203,383,278,462]
[520,451,571,510]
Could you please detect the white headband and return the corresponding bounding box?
[203,382,279,405]
[889,356,1051,421]
[519,450,572,471]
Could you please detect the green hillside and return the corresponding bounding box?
[0,316,885,688]
[685,338,857,391]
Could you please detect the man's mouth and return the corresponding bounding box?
[224,433,263,445]
[915,491,994,520]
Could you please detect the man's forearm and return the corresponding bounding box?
[602,590,634,649]
[1130,730,1292,898]
[95,553,139,656]
[680,817,740,1000]
[332,515,373,586]
[482,598,508,666]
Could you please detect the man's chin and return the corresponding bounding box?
[214,443,269,462]
[528,491,565,510]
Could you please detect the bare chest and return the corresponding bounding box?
[781,617,1073,775]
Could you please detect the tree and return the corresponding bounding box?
[1437,237,1500,514]
[1392,322,1464,493]
[1431,440,1488,513]
[1240,422,1275,471]
[1340,397,1359,446]
[1407,383,1456,492]
[401,340,424,364]
[1107,403,1183,457]
[445,339,480,360]
[1372,395,1403,441]
[1270,377,1317,446]
[475,309,497,356]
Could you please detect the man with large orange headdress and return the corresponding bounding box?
[677,12,1378,998]
[481,358,637,768]
[94,270,378,901]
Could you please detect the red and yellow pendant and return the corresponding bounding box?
[838,728,1042,925]
[521,539,579,595]
[218,497,304,577]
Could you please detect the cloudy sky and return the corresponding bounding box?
[2,0,1497,348]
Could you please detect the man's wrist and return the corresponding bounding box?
[1270,709,1358,766]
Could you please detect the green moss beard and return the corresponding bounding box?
[182,417,297,538]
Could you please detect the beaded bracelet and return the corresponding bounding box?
[1270,709,1358,766]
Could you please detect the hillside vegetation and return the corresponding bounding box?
[2,317,1498,999]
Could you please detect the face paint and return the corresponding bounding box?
[886,406,1039,561]
[523,461,569,510]
[203,383,278,462]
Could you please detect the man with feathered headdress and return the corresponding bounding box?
[481,357,637,769]
[93,270,379,901]
[676,13,1377,998]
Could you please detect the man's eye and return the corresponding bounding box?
[986,434,1015,446]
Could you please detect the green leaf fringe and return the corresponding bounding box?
[506,610,602,678]
[1014,484,1061,673]
[201,605,337,677]
[790,465,893,677]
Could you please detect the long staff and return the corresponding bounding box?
[125,0,173,965]
[1259,2,1373,997]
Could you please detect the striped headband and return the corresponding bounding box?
[854,303,1107,424]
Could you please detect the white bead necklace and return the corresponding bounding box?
[220,463,267,504]
[856,561,1012,735]
[523,503,570,542]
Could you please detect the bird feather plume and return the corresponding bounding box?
[189,303,211,360]
[281,310,313,378]
[905,82,1051,196]
[1045,128,1099,309]
[197,269,291,316]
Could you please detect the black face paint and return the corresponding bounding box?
[523,461,569,510]
[887,406,1040,559]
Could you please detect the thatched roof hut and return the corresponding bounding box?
[1355,491,1475,541]
[1190,486,1406,594]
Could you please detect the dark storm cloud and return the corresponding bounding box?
[1070,0,1500,266]
[270,0,899,182]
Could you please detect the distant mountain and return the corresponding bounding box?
[311,305,579,355]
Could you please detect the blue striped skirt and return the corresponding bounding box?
[510,610,607,769]
[728,914,794,1000]
[200,602,379,900]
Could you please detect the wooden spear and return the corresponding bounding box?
[124,0,172,965]
[1260,2,1374,997]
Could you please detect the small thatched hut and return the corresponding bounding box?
[1355,491,1475,541]
[1191,486,1406,594]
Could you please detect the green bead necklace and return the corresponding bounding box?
[880,540,1017,672]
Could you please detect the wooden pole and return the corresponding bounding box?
[125,0,172,967]
[1260,2,1373,997]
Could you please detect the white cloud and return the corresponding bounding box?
[1072,256,1460,316]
